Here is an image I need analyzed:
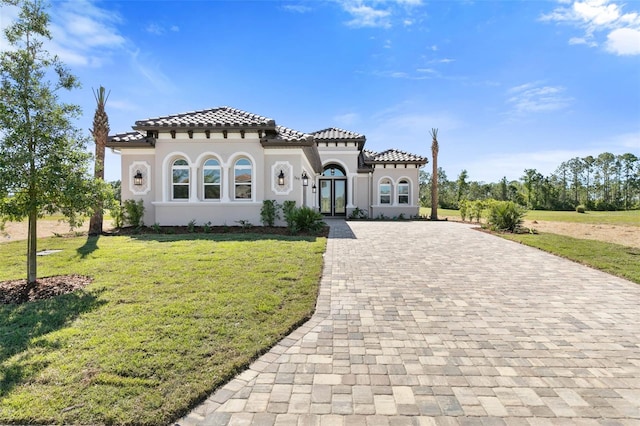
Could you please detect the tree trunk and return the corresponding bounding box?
[430,157,438,220]
[88,141,105,235]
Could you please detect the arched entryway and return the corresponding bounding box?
[319,164,347,216]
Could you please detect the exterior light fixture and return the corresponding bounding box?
[278,170,285,186]
[302,171,309,187]
[133,170,143,186]
[312,184,317,193]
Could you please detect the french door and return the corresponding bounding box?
[319,179,346,216]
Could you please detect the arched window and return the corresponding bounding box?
[172,159,190,200]
[321,165,345,177]
[398,179,410,204]
[234,158,252,200]
[203,158,221,200]
[379,179,392,204]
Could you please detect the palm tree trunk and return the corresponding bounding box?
[430,128,439,221]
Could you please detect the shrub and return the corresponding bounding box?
[282,200,297,228]
[487,201,526,232]
[187,219,197,233]
[122,199,144,227]
[152,222,161,233]
[459,200,469,221]
[286,206,325,234]
[348,207,368,219]
[260,200,280,226]
[203,221,212,233]
[111,203,124,228]
[469,200,486,223]
[576,205,586,213]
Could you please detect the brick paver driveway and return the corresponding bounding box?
[179,220,640,425]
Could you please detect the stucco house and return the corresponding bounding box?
[106,106,427,226]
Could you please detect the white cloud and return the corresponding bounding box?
[606,27,640,55]
[282,4,312,13]
[506,82,573,115]
[333,112,360,126]
[338,0,424,29]
[541,0,640,55]
[343,2,392,28]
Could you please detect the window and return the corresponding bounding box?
[380,179,391,204]
[203,158,221,200]
[234,158,252,199]
[398,179,409,204]
[172,159,189,200]
[322,165,345,177]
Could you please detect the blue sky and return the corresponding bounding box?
[1,0,639,183]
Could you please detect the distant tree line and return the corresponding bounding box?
[420,152,640,211]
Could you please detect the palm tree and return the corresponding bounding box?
[88,86,110,236]
[430,128,439,221]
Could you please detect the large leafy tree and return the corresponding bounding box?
[0,0,98,286]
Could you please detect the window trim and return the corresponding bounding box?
[171,158,190,201]
[233,157,253,201]
[397,179,410,205]
[379,179,392,205]
[202,158,221,201]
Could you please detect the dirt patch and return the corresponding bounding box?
[523,220,639,249]
[1,220,115,243]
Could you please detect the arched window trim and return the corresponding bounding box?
[379,177,392,205]
[233,157,253,201]
[397,178,410,205]
[202,157,222,200]
[171,158,190,201]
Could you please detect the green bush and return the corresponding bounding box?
[487,201,526,232]
[260,200,280,226]
[122,199,144,227]
[576,205,586,213]
[459,200,469,221]
[348,207,368,219]
[110,203,124,228]
[286,206,325,234]
[469,200,486,222]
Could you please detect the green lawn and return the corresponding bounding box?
[524,209,639,226]
[0,233,326,425]
[422,207,639,227]
[502,233,640,284]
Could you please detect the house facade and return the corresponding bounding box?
[106,107,427,226]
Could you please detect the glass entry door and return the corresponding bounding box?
[319,179,346,216]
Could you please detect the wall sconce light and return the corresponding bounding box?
[312,184,317,193]
[278,170,285,186]
[133,170,143,186]
[302,171,309,187]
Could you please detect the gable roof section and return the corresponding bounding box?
[107,131,153,148]
[312,127,365,141]
[363,149,428,165]
[132,106,276,130]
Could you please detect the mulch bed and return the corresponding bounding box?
[0,275,92,305]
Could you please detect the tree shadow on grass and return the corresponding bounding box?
[0,289,105,398]
[76,235,99,258]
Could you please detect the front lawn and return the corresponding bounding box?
[0,233,326,424]
[502,233,640,284]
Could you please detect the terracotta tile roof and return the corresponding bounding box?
[312,127,365,140]
[133,106,276,129]
[364,149,428,164]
